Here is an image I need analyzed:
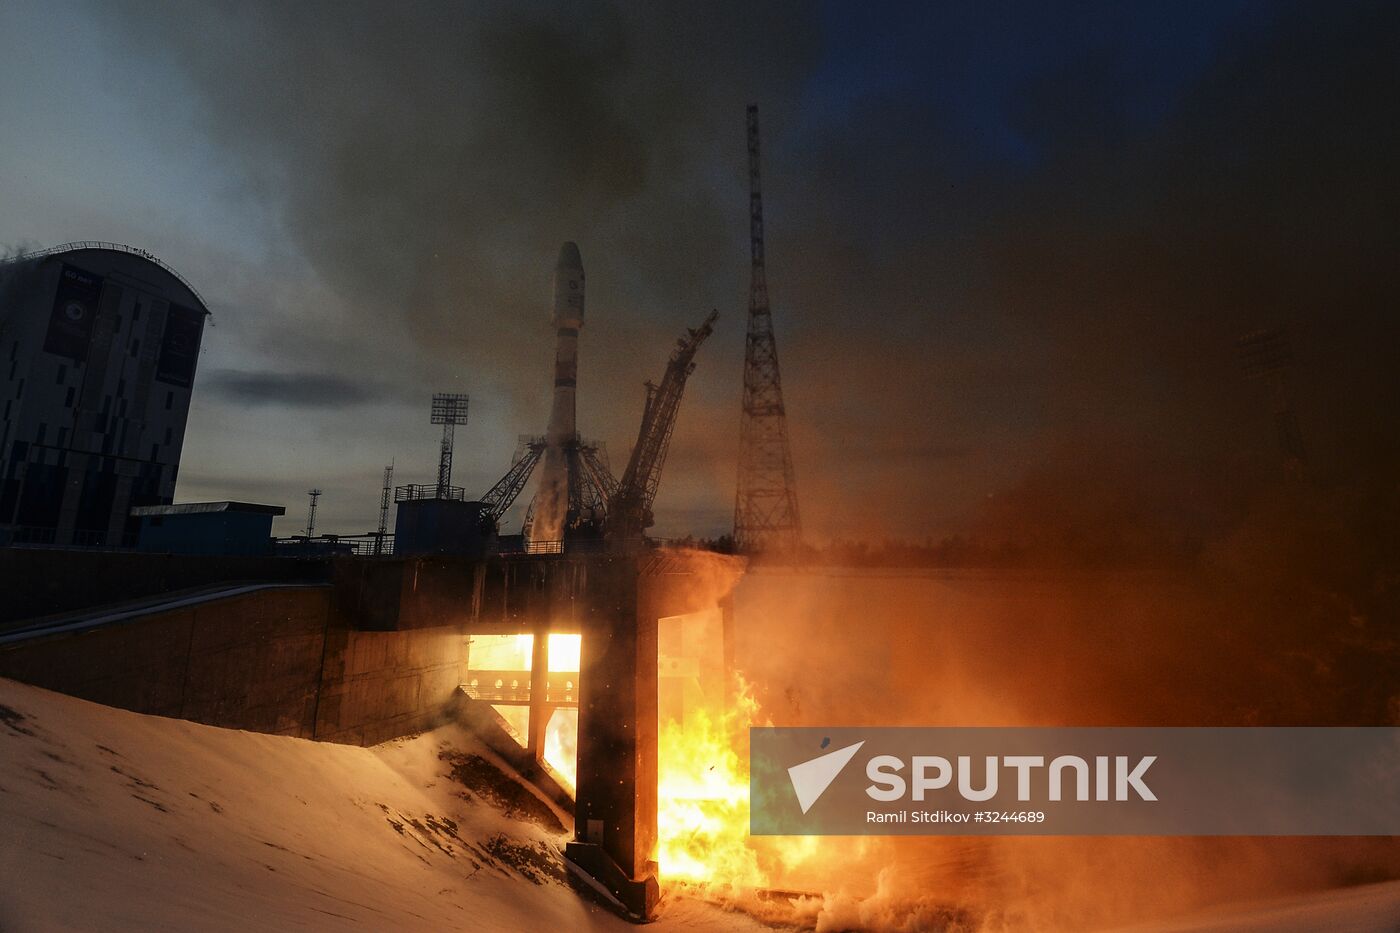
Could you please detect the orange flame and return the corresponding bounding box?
[656,679,766,887]
[655,674,820,896]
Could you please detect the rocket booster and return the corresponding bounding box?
[546,242,585,443]
[533,242,585,542]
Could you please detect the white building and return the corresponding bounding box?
[0,243,209,547]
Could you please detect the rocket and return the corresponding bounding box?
[532,242,585,542]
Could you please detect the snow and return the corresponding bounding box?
[2,675,1397,932]
[1110,880,1400,933]
[0,677,768,932]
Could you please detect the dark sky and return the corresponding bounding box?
[1,1,1396,541]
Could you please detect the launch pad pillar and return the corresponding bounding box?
[563,550,744,920]
[566,553,660,919]
[526,619,551,759]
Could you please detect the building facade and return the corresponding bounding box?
[0,243,208,547]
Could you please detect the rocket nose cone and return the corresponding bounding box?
[556,241,583,271]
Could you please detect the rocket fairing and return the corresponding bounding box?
[533,242,585,542]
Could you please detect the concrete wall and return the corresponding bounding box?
[0,547,328,630]
[0,582,466,746]
[314,624,465,745]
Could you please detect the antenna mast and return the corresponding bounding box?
[304,488,322,538]
[374,461,394,555]
[734,105,802,552]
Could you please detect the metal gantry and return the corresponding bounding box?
[479,434,614,534]
[610,311,718,541]
[480,438,546,520]
[734,105,802,553]
[477,312,716,546]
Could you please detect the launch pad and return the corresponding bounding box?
[464,547,744,919]
[0,544,743,921]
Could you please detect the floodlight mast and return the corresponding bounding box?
[430,393,470,498]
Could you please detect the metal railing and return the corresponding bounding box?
[394,483,469,503]
[7,241,212,315]
[273,533,394,556]
[462,670,579,707]
[9,526,57,546]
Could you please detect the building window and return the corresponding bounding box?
[130,339,140,358]
[36,423,46,445]
[164,426,173,445]
[64,387,75,408]
[114,315,123,334]
[118,398,128,417]
[56,364,66,384]
[2,400,9,419]
[133,301,143,322]
[7,360,14,381]
[56,427,67,448]
[150,444,159,462]
[164,390,174,411]
[101,395,111,416]
[15,379,22,399]
[117,378,126,397]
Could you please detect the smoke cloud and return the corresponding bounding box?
[48,0,1396,541]
[202,368,400,409]
[729,566,1400,929]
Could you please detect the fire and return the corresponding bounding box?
[542,634,580,792]
[543,707,577,791]
[654,673,821,895]
[656,683,767,887]
[473,630,811,895]
[541,666,789,890]
[469,632,581,792]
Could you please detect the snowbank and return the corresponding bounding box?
[0,677,765,932]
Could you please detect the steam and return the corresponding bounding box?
[727,565,1400,930]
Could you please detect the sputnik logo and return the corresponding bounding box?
[788,740,865,814]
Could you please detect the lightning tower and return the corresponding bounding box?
[734,104,802,552]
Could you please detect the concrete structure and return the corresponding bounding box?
[131,501,284,556]
[393,491,497,558]
[465,549,744,918]
[0,580,465,745]
[0,243,208,547]
[0,547,326,630]
[0,547,744,920]
[531,242,586,543]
